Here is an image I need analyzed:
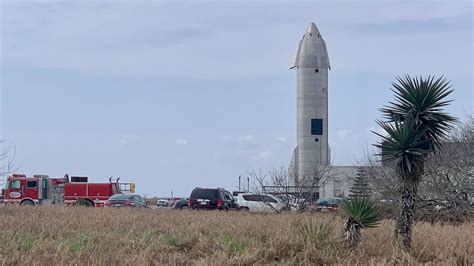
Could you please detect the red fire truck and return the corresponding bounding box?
[1,174,135,207]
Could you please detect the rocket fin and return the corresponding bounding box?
[289,40,302,69]
[322,39,331,70]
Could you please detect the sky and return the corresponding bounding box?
[1,0,472,197]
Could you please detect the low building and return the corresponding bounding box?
[319,166,358,198]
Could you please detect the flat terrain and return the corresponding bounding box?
[0,206,472,265]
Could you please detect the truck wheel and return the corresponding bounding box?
[20,200,35,206]
[240,207,250,211]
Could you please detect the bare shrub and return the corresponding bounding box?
[0,140,17,187]
[246,164,332,212]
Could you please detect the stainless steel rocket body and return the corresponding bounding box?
[290,23,331,178]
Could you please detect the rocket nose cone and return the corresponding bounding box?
[306,23,320,35]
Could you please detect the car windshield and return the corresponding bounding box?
[109,194,133,200]
[191,189,218,199]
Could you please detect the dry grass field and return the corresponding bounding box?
[0,206,472,265]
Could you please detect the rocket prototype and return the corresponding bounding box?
[290,23,331,180]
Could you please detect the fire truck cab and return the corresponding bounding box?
[1,174,135,207]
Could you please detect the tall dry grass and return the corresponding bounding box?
[0,206,472,265]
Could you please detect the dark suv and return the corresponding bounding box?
[188,187,238,210]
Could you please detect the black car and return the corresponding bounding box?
[315,197,343,212]
[104,194,147,208]
[174,198,189,209]
[188,187,238,210]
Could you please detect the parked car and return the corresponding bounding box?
[315,197,343,212]
[104,194,147,208]
[156,199,171,207]
[174,198,189,209]
[235,193,288,213]
[188,187,238,210]
[232,191,247,197]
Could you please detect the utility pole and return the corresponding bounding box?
[247,177,250,192]
[238,175,241,190]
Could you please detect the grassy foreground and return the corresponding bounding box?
[0,206,472,265]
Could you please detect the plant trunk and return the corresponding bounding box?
[396,180,418,250]
[343,216,362,247]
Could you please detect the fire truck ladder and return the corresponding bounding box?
[109,177,135,194]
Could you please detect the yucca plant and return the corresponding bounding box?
[341,197,382,247]
[374,75,457,249]
[298,218,334,245]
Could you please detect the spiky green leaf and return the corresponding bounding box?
[342,197,382,229]
[374,119,428,181]
[380,75,457,152]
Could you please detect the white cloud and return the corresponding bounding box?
[219,136,233,143]
[219,135,255,145]
[336,129,349,139]
[252,151,273,161]
[175,138,188,145]
[277,137,287,142]
[219,135,261,152]
[2,2,471,80]
[238,134,254,144]
[236,134,261,152]
[119,135,139,145]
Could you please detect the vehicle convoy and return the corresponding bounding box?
[1,174,135,207]
[235,193,288,213]
[188,187,238,210]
